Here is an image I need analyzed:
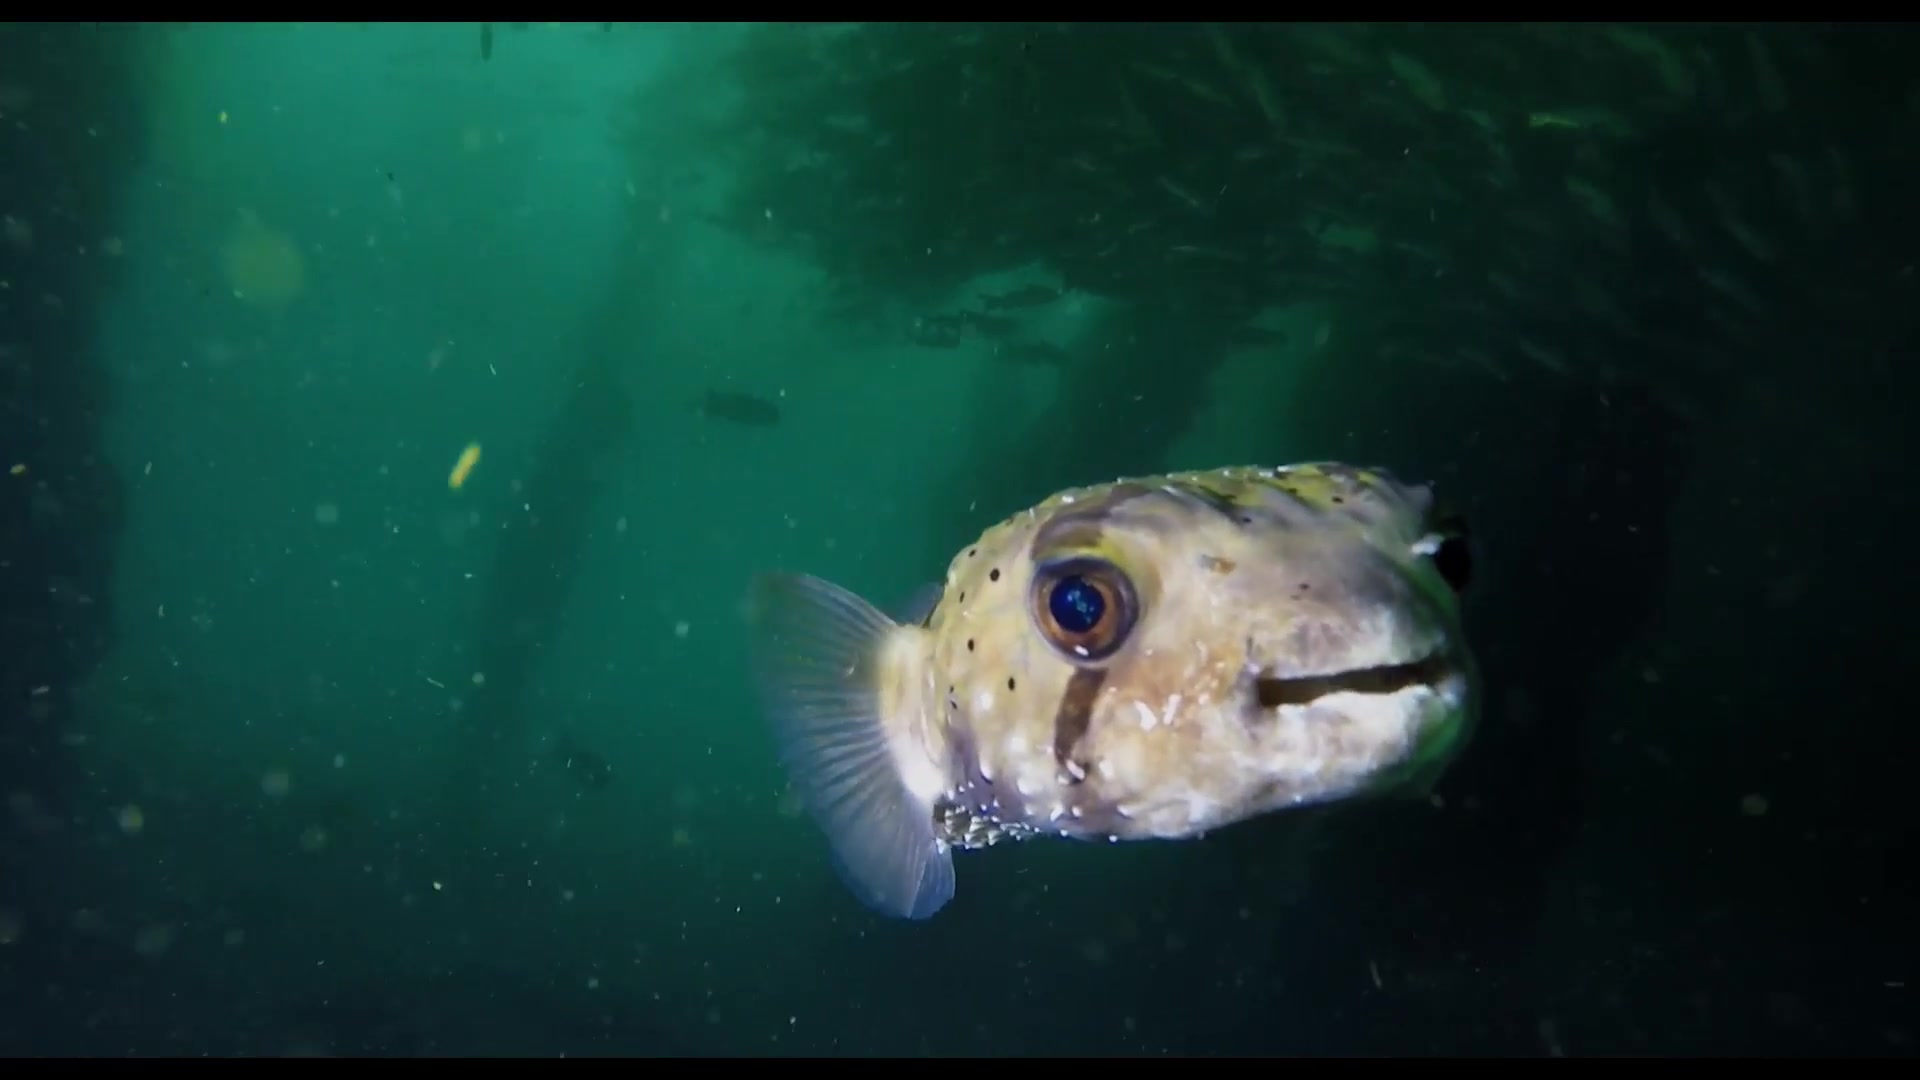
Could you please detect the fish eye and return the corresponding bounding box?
[1031,558,1137,662]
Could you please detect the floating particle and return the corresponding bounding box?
[8,463,23,476]
[673,620,690,639]
[133,922,174,957]
[1740,793,1769,817]
[448,442,482,490]
[0,907,21,945]
[313,502,340,525]
[117,804,145,836]
[261,769,291,799]
[298,825,329,852]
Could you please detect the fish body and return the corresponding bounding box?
[980,284,1062,312]
[747,463,1477,920]
[551,735,613,792]
[698,388,781,427]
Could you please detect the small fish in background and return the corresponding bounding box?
[979,284,1062,312]
[990,341,1071,368]
[697,388,781,428]
[908,314,966,349]
[1224,323,1290,348]
[551,734,613,792]
[959,310,1020,339]
[479,22,493,61]
[747,463,1478,920]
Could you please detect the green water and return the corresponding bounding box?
[2,22,1915,1057]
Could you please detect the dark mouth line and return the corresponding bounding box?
[1254,654,1452,709]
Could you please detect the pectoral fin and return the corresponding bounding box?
[746,573,955,920]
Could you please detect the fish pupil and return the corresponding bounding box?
[1048,576,1105,633]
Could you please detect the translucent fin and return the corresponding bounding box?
[746,573,956,920]
[893,581,944,627]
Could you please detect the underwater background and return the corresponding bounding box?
[0,21,1915,1057]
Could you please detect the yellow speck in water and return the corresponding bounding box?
[448,442,482,490]
[8,463,24,476]
[117,804,145,836]
[218,110,229,125]
[221,209,304,309]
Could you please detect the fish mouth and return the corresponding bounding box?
[1253,652,1457,709]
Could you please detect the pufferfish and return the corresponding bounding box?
[746,462,1477,920]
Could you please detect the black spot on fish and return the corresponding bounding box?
[989,568,1001,582]
[966,639,975,651]
[1007,676,1016,691]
